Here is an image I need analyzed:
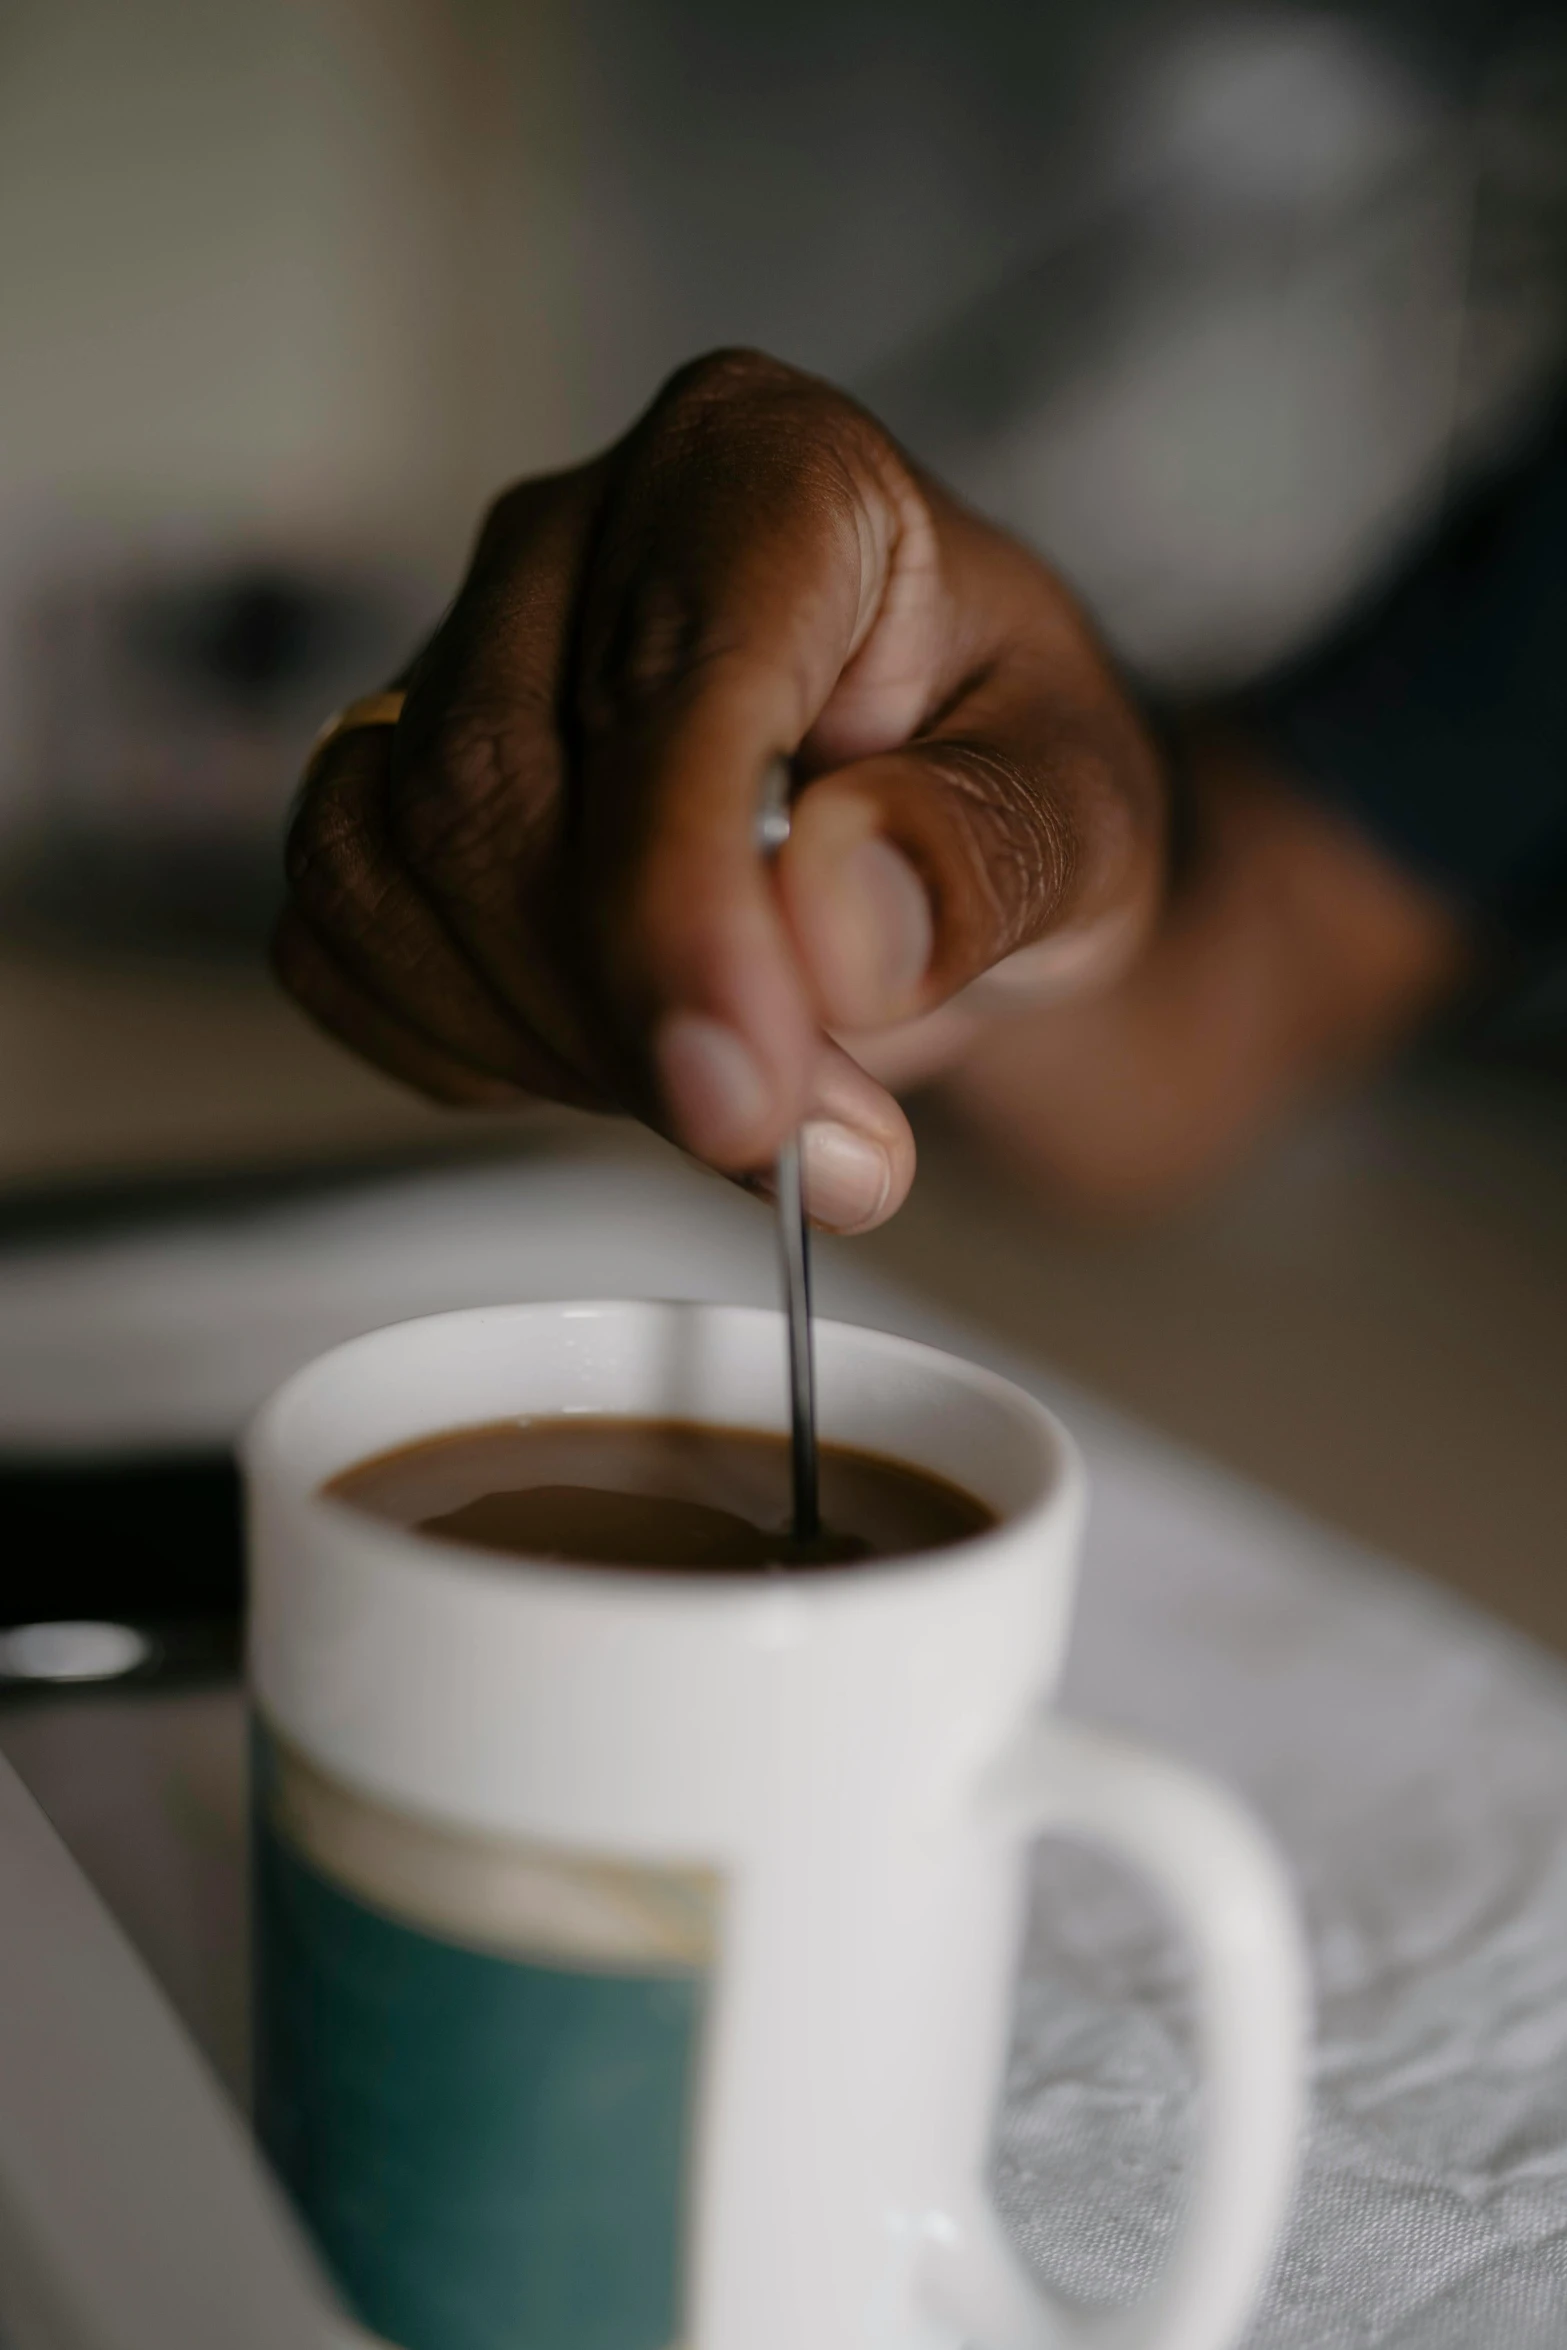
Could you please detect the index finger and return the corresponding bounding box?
[566,350,950,1170]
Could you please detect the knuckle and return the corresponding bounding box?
[638,348,877,506]
[469,459,602,576]
[574,578,746,738]
[578,359,896,739]
[282,774,375,929]
[388,700,556,889]
[648,347,803,429]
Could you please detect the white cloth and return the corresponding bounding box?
[4,1148,1566,2344]
[1016,1439,1567,2346]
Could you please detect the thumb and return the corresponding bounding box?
[778,650,1165,1032]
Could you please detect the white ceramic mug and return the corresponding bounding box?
[246,1300,1306,2350]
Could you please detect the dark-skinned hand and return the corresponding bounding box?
[276,350,1165,1232]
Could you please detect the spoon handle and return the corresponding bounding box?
[774,1130,820,1542]
[757,757,820,1544]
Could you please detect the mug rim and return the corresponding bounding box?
[244,1297,1080,1601]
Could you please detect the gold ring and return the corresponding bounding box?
[300,690,408,790]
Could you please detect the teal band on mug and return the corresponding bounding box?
[253,1725,709,2350]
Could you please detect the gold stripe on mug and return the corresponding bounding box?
[263,1727,720,1970]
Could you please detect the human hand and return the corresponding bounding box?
[276,350,1165,1231]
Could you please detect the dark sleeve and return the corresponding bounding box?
[1243,413,1567,943]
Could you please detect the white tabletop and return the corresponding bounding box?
[5,1145,1567,2346]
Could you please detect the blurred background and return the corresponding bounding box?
[4,0,1567,1749]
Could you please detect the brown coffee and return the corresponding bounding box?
[326,1416,996,1571]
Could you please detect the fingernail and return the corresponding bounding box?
[655,1013,771,1161]
[800,1119,891,1232]
[842,835,932,1019]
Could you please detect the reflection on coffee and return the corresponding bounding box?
[327,1416,996,1571]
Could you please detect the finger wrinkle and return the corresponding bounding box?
[284,813,397,932]
[390,706,558,880]
[575,607,763,742]
[918,735,1079,953]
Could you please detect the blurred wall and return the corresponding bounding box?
[0,0,599,850]
[3,0,1563,859]
[0,0,586,558]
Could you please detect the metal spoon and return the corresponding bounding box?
[757,758,820,1544]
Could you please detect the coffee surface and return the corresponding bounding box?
[327,1417,995,1571]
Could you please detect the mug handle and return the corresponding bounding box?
[922,1718,1308,2350]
